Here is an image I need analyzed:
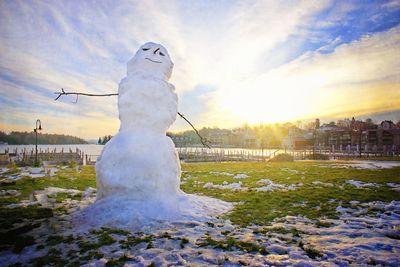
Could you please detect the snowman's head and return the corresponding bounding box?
[127,42,173,81]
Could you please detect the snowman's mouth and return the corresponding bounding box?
[145,58,162,64]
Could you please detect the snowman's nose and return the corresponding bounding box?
[154,48,160,54]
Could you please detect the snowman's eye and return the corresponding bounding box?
[142,48,150,51]
[159,52,165,56]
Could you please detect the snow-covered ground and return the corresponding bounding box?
[1,191,399,266]
[5,186,84,208]
[268,201,400,266]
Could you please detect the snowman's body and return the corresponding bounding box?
[96,72,180,200]
[85,43,231,226]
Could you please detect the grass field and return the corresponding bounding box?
[0,161,399,266]
[2,161,399,226]
[180,161,400,225]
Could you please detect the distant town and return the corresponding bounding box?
[94,117,400,155]
[167,117,400,155]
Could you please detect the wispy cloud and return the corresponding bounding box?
[209,26,400,126]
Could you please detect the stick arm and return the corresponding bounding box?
[54,88,211,148]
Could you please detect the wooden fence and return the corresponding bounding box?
[2,147,84,166]
[176,148,281,162]
[2,147,397,166]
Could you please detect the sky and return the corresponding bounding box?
[0,0,399,139]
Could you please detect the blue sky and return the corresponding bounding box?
[0,0,399,139]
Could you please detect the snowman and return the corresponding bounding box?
[81,42,230,226]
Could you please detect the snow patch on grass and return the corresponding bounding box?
[280,168,299,174]
[233,173,249,179]
[1,166,60,182]
[312,181,334,187]
[0,189,21,197]
[6,187,82,208]
[256,179,301,192]
[387,183,400,192]
[203,181,247,191]
[346,180,379,188]
[43,187,82,195]
[209,171,234,176]
[320,160,400,169]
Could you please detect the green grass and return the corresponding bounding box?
[77,230,116,253]
[30,249,69,267]
[0,205,53,227]
[180,161,400,225]
[105,255,133,267]
[1,161,399,230]
[119,233,153,249]
[197,234,268,254]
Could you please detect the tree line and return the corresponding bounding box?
[0,131,88,145]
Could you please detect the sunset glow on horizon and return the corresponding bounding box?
[1,1,399,139]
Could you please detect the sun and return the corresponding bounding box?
[217,76,318,125]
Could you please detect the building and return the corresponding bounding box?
[282,127,313,149]
[314,119,400,154]
[281,118,400,154]
[363,126,400,153]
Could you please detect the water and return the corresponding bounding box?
[1,144,281,160]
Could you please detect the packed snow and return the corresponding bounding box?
[89,42,231,227]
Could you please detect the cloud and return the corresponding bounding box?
[0,0,399,138]
[209,26,400,125]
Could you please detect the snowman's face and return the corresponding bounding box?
[127,42,173,81]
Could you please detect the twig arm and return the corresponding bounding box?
[54,88,118,100]
[54,88,211,148]
[177,112,211,148]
